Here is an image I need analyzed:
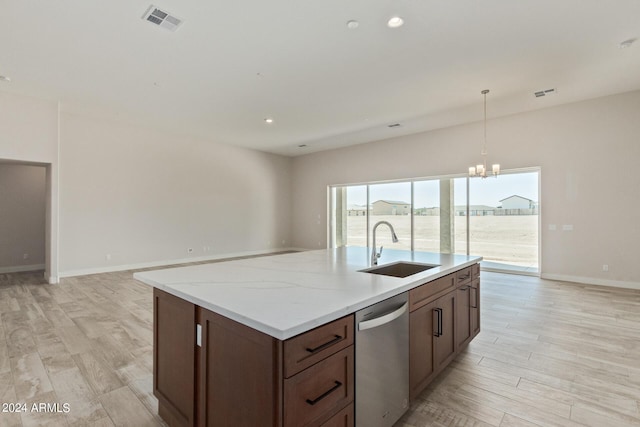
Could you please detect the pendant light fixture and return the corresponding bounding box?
[468,89,500,178]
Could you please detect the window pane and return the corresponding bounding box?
[369,182,411,250]
[469,171,539,271]
[413,180,440,252]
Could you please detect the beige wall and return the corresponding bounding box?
[291,90,640,287]
[0,164,47,272]
[0,91,59,282]
[58,112,292,275]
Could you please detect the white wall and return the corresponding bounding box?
[0,91,59,282]
[59,112,291,276]
[0,164,47,272]
[291,90,640,287]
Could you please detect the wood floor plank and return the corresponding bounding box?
[499,413,543,427]
[19,391,68,427]
[98,386,158,427]
[10,352,54,401]
[71,351,124,397]
[0,371,22,427]
[49,366,108,426]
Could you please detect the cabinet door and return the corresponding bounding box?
[153,289,196,427]
[198,307,282,427]
[455,285,471,350]
[433,292,456,372]
[470,279,481,338]
[409,300,436,401]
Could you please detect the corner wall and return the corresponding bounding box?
[291,90,640,287]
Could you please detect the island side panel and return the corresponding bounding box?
[154,288,197,427]
[198,306,283,427]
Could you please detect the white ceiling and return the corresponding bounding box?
[1,1,639,156]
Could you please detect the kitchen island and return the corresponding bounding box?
[134,247,482,427]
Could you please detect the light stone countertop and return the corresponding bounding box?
[133,247,482,340]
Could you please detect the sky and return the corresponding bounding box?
[345,171,538,208]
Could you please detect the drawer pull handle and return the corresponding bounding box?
[306,335,342,353]
[434,308,443,337]
[471,288,478,308]
[306,381,342,406]
[458,273,470,281]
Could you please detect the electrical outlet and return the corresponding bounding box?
[23,253,29,260]
[602,264,609,272]
[562,224,573,231]
[105,254,111,261]
[548,224,557,231]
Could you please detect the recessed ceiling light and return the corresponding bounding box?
[387,16,404,28]
[346,20,359,29]
[264,118,274,124]
[619,38,636,49]
[0,75,11,82]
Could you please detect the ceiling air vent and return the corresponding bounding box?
[388,123,401,128]
[142,5,183,32]
[534,88,557,98]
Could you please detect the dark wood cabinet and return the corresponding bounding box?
[154,288,354,427]
[408,264,481,401]
[455,284,472,350]
[154,289,196,427]
[433,291,456,371]
[470,278,480,339]
[197,307,283,427]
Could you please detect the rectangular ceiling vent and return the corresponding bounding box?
[142,5,183,32]
[534,88,557,98]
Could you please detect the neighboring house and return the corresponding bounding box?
[500,195,535,209]
[372,200,410,215]
[347,204,367,216]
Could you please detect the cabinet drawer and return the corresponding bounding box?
[471,263,480,279]
[456,267,472,286]
[319,403,353,427]
[284,346,354,427]
[409,274,455,312]
[284,315,354,378]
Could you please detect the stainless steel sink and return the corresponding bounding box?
[360,261,439,278]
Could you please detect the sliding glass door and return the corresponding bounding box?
[330,169,539,274]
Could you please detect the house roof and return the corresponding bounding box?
[499,195,534,202]
[372,200,410,206]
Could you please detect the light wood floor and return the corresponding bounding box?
[1,268,639,426]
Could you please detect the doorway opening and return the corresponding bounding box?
[0,159,55,282]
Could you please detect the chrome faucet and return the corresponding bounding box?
[371,221,399,265]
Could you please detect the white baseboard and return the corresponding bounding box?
[0,264,45,274]
[541,273,640,291]
[58,248,299,278]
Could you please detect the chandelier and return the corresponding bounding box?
[468,89,500,178]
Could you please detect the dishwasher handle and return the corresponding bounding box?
[358,302,408,331]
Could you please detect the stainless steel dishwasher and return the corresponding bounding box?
[355,292,409,427]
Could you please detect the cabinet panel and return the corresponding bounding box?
[455,267,472,286]
[284,315,354,378]
[471,278,480,338]
[319,403,353,427]
[199,307,282,427]
[455,285,471,350]
[433,292,456,371]
[409,274,455,312]
[154,289,196,427]
[284,346,354,427]
[409,300,436,400]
